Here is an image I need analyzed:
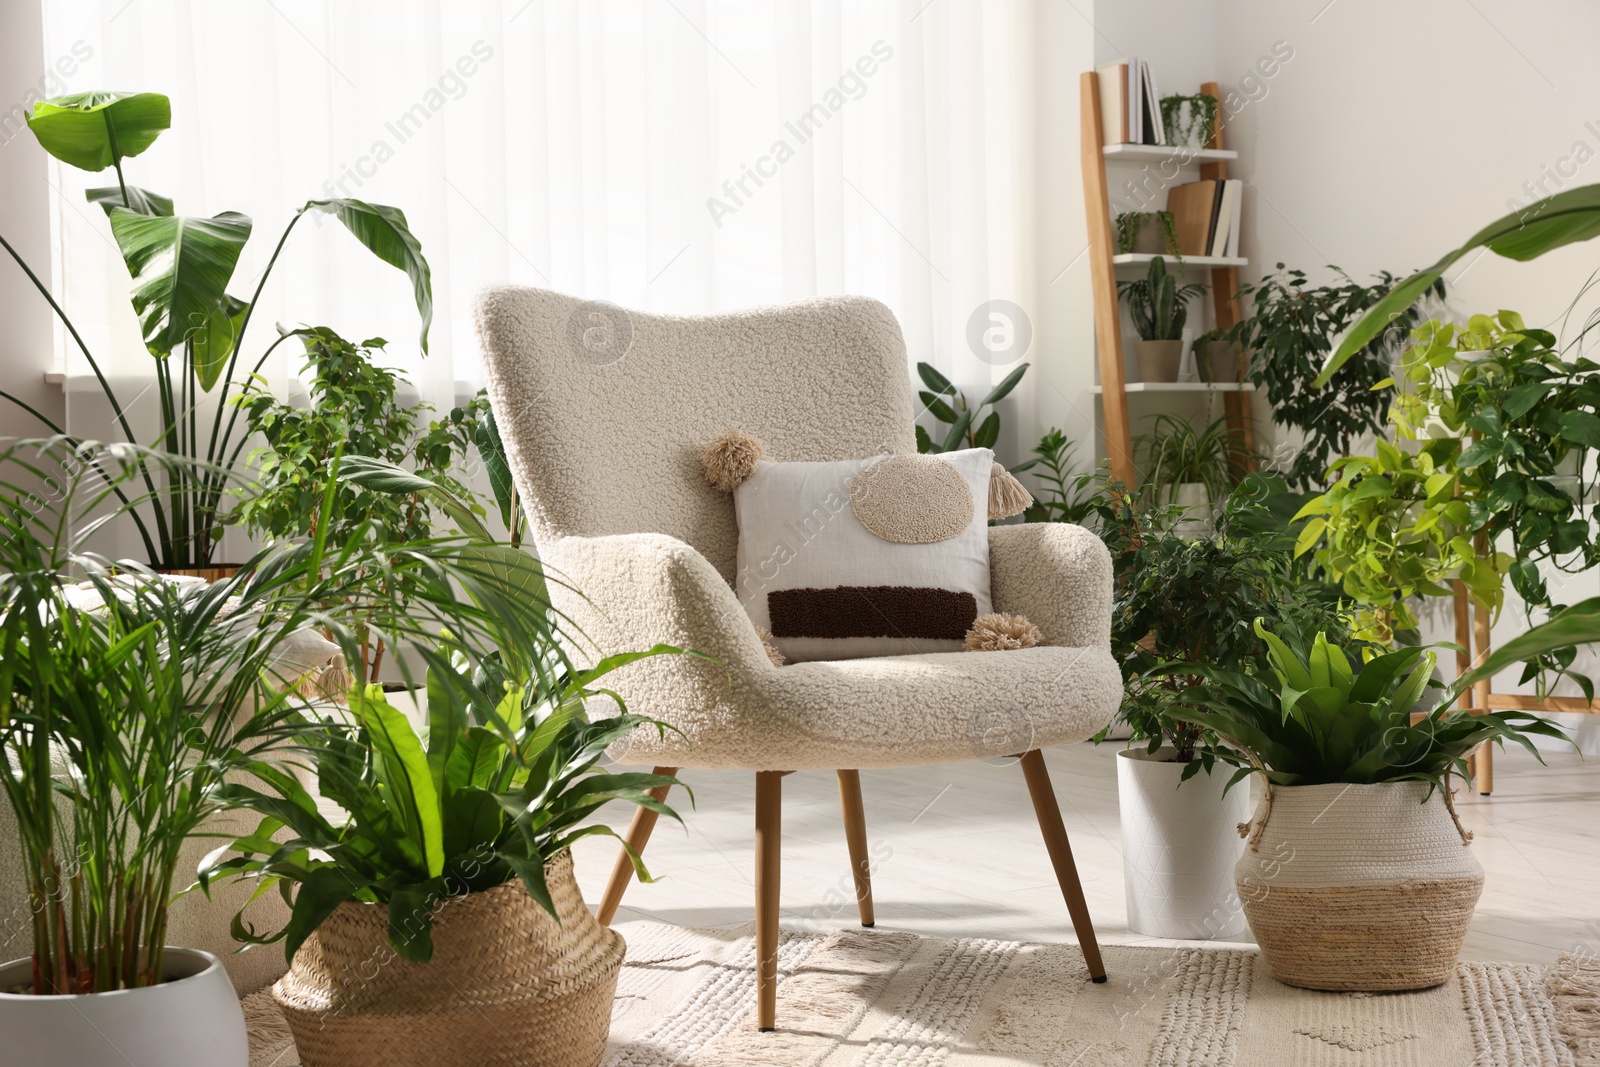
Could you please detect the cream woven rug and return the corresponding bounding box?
[245,921,1600,1067]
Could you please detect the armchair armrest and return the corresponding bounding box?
[988,523,1112,649]
[542,532,775,675]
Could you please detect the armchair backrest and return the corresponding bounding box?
[475,287,917,582]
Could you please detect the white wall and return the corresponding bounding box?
[0,1,64,441]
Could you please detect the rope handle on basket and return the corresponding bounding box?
[1441,768,1474,845]
[1225,738,1273,852]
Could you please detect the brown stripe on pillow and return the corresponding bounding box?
[768,586,978,641]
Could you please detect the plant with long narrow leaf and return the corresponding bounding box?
[0,90,434,568]
[202,639,694,963]
[1321,183,1600,383]
[0,438,524,994]
[1149,617,1577,795]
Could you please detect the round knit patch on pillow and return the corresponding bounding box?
[848,454,974,544]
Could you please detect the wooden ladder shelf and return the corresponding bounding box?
[1079,73,1256,490]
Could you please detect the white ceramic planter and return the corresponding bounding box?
[1171,482,1214,539]
[0,947,247,1066]
[1116,749,1250,939]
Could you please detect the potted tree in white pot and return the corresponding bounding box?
[0,441,437,1066]
[203,551,690,1067]
[1094,478,1351,939]
[1166,616,1581,991]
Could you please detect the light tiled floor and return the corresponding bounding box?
[571,742,1600,965]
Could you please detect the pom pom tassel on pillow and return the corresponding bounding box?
[964,612,1043,651]
[703,428,766,492]
[988,462,1033,520]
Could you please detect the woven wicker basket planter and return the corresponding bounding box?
[272,850,623,1067]
[1236,781,1482,992]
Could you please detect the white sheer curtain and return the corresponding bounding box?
[41,0,1040,431]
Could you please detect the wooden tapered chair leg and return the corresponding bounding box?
[755,770,783,1031]
[836,770,875,927]
[596,766,677,926]
[1018,750,1107,982]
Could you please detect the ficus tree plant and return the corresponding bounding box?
[1231,264,1444,490]
[0,91,434,569]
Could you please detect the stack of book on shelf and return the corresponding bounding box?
[1096,57,1166,146]
[1163,178,1243,258]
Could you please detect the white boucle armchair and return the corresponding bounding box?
[476,286,1123,1030]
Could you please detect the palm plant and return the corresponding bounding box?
[1118,256,1206,341]
[1,91,432,568]
[0,439,553,994]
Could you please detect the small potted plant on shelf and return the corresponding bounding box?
[1118,256,1206,383]
[1115,209,1181,258]
[1192,327,1243,384]
[1092,478,1348,939]
[1161,615,1580,991]
[1159,92,1218,153]
[0,441,458,1067]
[205,595,690,1067]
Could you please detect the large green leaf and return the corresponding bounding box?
[1320,184,1600,384]
[190,294,249,391]
[1454,596,1600,698]
[283,865,374,963]
[86,185,173,217]
[303,199,433,354]
[353,687,445,878]
[474,407,519,531]
[26,91,170,172]
[107,209,252,361]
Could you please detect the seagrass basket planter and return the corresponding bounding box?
[273,850,623,1067]
[1236,780,1482,992]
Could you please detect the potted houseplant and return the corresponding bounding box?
[1115,210,1180,258]
[912,360,1030,455]
[1134,414,1236,535]
[1192,327,1243,384]
[1118,256,1205,383]
[204,605,689,1066]
[1159,92,1219,153]
[0,441,457,1066]
[1093,481,1349,939]
[0,91,432,570]
[1165,615,1581,991]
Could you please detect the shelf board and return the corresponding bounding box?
[1091,381,1257,394]
[1113,253,1247,269]
[1102,144,1237,162]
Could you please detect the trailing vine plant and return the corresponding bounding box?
[1159,92,1219,151]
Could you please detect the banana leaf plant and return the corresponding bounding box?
[1150,613,1586,794]
[1319,183,1600,384]
[0,91,433,568]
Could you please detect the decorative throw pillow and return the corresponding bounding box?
[732,449,997,662]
